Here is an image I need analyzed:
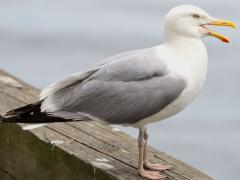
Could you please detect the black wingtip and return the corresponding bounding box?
[5,110,16,117]
[0,115,19,123]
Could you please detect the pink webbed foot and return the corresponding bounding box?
[144,162,173,171]
[139,169,166,180]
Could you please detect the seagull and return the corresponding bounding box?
[1,5,236,180]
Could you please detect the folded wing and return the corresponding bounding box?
[40,48,186,125]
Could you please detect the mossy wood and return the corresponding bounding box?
[0,69,213,180]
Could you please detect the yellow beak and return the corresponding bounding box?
[205,19,237,43]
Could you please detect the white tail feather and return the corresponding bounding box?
[22,123,47,130]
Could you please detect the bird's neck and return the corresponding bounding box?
[163,33,208,61]
[160,33,208,90]
[164,33,205,52]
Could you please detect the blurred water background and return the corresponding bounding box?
[0,1,239,179]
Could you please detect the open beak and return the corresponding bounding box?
[203,19,237,43]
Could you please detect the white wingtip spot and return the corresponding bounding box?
[0,76,22,88]
[22,123,47,130]
[91,162,114,170]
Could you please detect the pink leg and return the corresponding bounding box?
[138,129,166,180]
[143,128,173,171]
[144,162,173,171]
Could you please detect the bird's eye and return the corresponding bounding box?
[192,14,200,19]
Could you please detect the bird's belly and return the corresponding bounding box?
[132,77,206,129]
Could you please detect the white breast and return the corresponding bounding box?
[133,40,208,129]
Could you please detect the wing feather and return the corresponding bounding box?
[40,48,186,124]
[59,75,186,124]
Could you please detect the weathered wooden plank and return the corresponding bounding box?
[0,69,213,180]
[0,168,17,180]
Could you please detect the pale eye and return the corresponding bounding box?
[192,14,200,19]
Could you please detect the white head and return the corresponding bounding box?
[164,5,236,43]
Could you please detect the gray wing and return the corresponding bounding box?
[40,49,143,101]
[41,48,186,124]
